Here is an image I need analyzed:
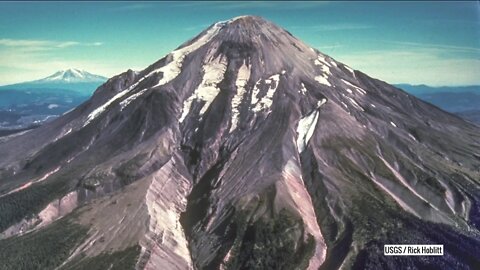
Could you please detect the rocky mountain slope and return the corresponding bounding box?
[0,16,479,270]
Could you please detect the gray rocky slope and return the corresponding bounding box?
[0,16,479,269]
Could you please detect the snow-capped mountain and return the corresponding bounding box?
[0,68,107,92]
[0,69,107,130]
[0,16,479,270]
[31,68,107,84]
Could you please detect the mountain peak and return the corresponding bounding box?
[229,15,267,24]
[60,68,85,75]
[32,69,107,84]
[164,15,321,85]
[212,15,296,44]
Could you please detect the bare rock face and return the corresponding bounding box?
[0,16,479,270]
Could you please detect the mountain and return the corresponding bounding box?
[395,84,480,124]
[0,68,107,93]
[29,68,107,84]
[394,84,479,96]
[0,16,479,270]
[456,110,480,124]
[0,69,106,130]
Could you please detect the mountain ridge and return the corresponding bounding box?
[395,83,479,95]
[395,84,480,124]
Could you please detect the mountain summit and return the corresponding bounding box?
[0,68,107,91]
[0,16,479,270]
[0,69,107,130]
[31,68,107,84]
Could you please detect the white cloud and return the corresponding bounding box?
[334,48,480,86]
[0,38,108,85]
[290,24,373,32]
[382,40,480,54]
[0,48,125,86]
[0,38,103,50]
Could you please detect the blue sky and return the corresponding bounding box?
[0,1,478,86]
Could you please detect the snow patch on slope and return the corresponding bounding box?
[314,55,334,86]
[297,111,319,152]
[152,21,226,88]
[341,93,364,111]
[250,79,262,104]
[180,55,228,123]
[320,64,331,75]
[296,99,325,153]
[252,74,280,113]
[344,65,355,76]
[315,75,331,87]
[120,88,148,109]
[317,98,327,108]
[314,54,331,67]
[230,62,251,132]
[342,79,366,95]
[86,22,225,126]
[300,83,307,95]
[348,97,363,111]
[84,85,136,126]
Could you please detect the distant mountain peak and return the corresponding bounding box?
[32,69,107,84]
